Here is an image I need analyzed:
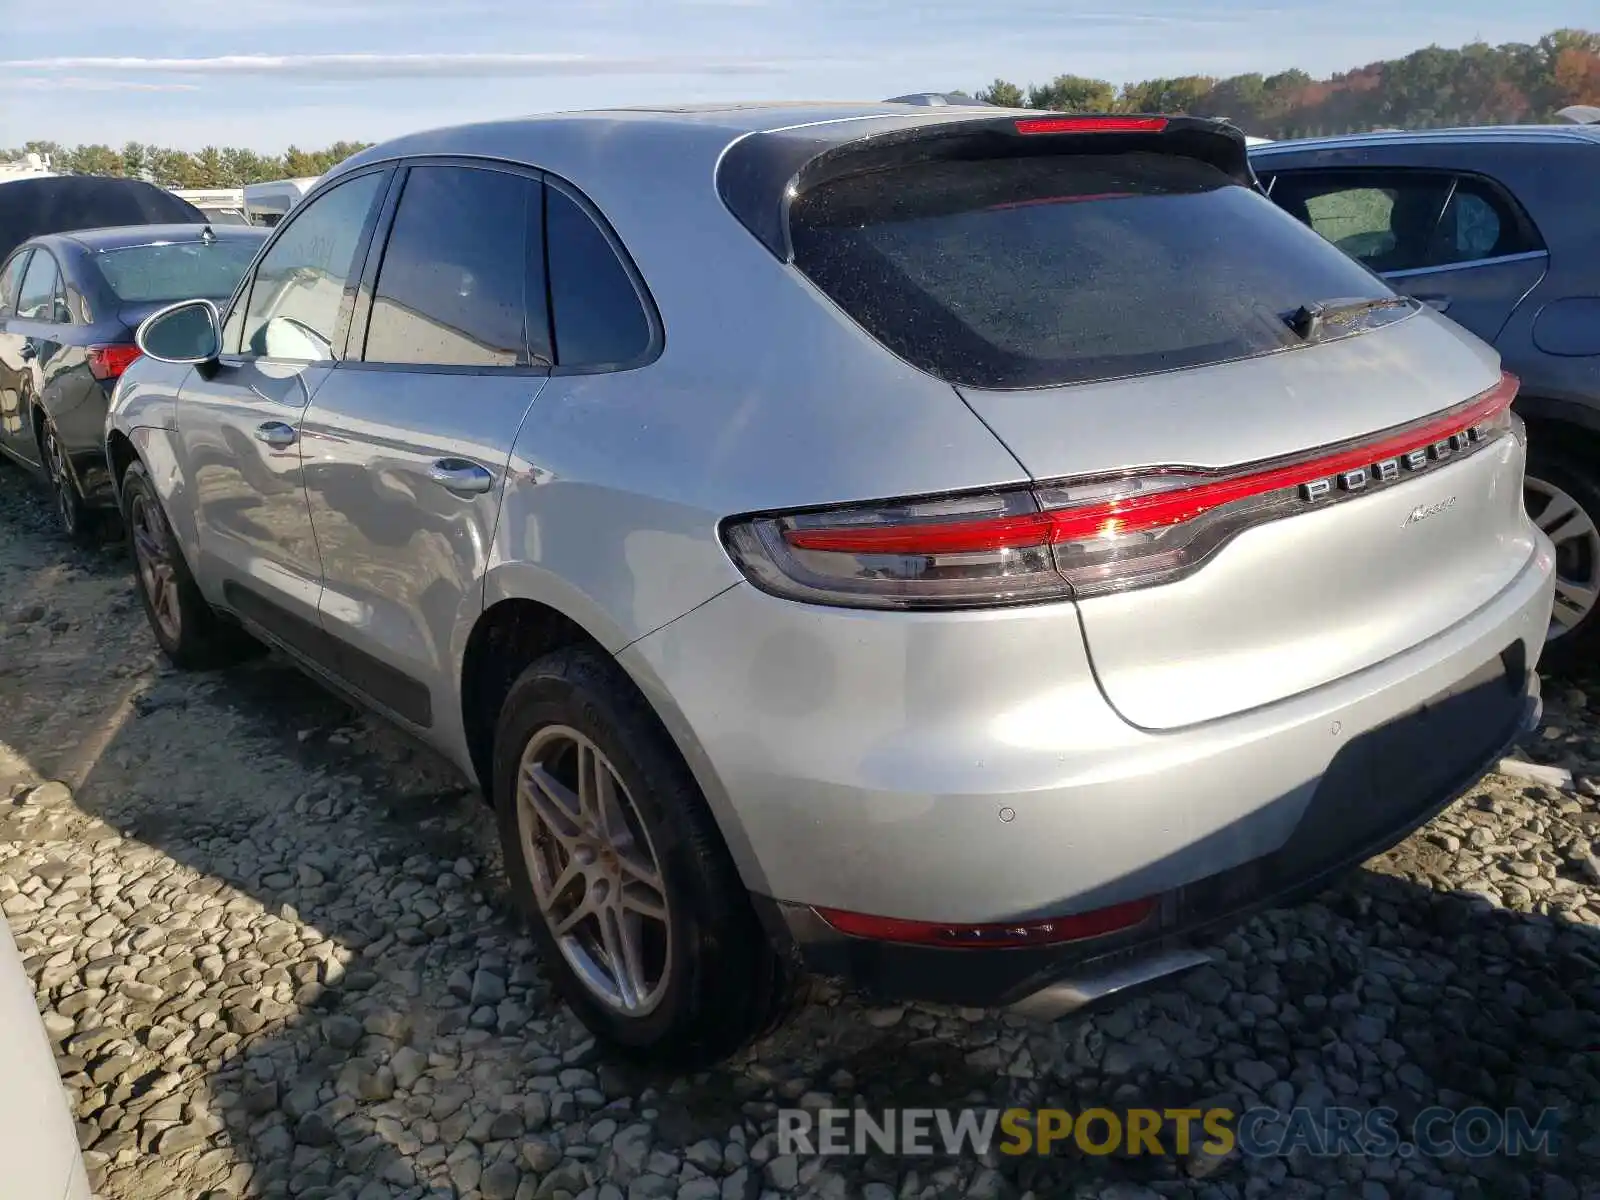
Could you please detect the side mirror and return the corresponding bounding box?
[136,299,221,365]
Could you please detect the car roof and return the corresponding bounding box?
[329,101,1028,183]
[52,223,268,251]
[1250,124,1600,157]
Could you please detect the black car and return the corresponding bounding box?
[0,224,267,540]
[0,175,204,263]
[1252,125,1600,666]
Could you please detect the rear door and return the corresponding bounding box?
[301,160,550,732]
[788,141,1534,729]
[1262,167,1548,344]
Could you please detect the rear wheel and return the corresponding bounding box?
[38,414,98,546]
[1524,446,1600,670]
[121,460,260,670]
[492,646,795,1066]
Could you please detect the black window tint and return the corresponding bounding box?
[1267,170,1454,273]
[15,250,60,321]
[241,171,386,362]
[364,165,539,368]
[1428,177,1540,267]
[790,153,1394,390]
[546,187,651,369]
[0,251,30,314]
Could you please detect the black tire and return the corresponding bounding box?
[120,459,261,670]
[37,413,100,546]
[492,646,795,1066]
[1525,444,1600,673]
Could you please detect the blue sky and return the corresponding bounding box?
[2,0,1591,151]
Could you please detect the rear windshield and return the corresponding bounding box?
[95,239,261,305]
[789,153,1399,390]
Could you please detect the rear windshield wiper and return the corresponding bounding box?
[1284,296,1413,342]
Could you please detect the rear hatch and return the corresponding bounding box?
[775,116,1536,729]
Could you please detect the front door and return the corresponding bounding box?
[301,161,550,731]
[0,249,61,465]
[176,167,392,647]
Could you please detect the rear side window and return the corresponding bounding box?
[16,249,61,322]
[546,186,652,370]
[364,165,543,368]
[789,153,1393,390]
[1268,169,1541,275]
[94,239,262,305]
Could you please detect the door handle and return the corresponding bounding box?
[18,340,35,361]
[254,421,297,449]
[1416,294,1452,314]
[428,458,494,495]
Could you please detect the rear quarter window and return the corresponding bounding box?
[789,153,1397,390]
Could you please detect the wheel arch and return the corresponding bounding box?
[456,582,767,894]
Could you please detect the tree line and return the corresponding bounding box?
[1,141,374,189]
[4,28,1597,187]
[976,28,1598,137]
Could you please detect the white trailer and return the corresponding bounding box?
[242,177,319,227]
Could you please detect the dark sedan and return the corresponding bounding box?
[0,224,266,541]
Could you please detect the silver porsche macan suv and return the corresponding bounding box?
[107,103,1555,1064]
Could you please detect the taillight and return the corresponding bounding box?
[721,372,1519,611]
[87,344,141,382]
[1014,116,1169,135]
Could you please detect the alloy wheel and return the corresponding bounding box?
[42,424,77,536]
[1526,475,1600,639]
[129,491,182,644]
[516,726,672,1015]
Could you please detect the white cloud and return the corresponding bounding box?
[0,52,818,81]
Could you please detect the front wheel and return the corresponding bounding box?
[121,460,260,670]
[1525,446,1600,670]
[492,646,795,1066]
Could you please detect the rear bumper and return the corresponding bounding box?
[758,653,1540,1010]
[622,535,1554,1008]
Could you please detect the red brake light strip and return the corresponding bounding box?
[784,372,1518,556]
[1014,116,1170,136]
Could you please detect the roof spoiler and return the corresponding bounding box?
[718,113,1256,261]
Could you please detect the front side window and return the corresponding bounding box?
[15,250,61,322]
[239,171,386,362]
[546,186,652,370]
[363,165,541,368]
[0,251,31,315]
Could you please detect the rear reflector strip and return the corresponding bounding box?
[814,896,1157,948]
[1014,116,1169,135]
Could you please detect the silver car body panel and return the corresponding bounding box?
[107,103,1554,933]
[622,539,1550,920]
[0,918,91,1200]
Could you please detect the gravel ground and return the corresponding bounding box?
[1,465,1598,1200]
